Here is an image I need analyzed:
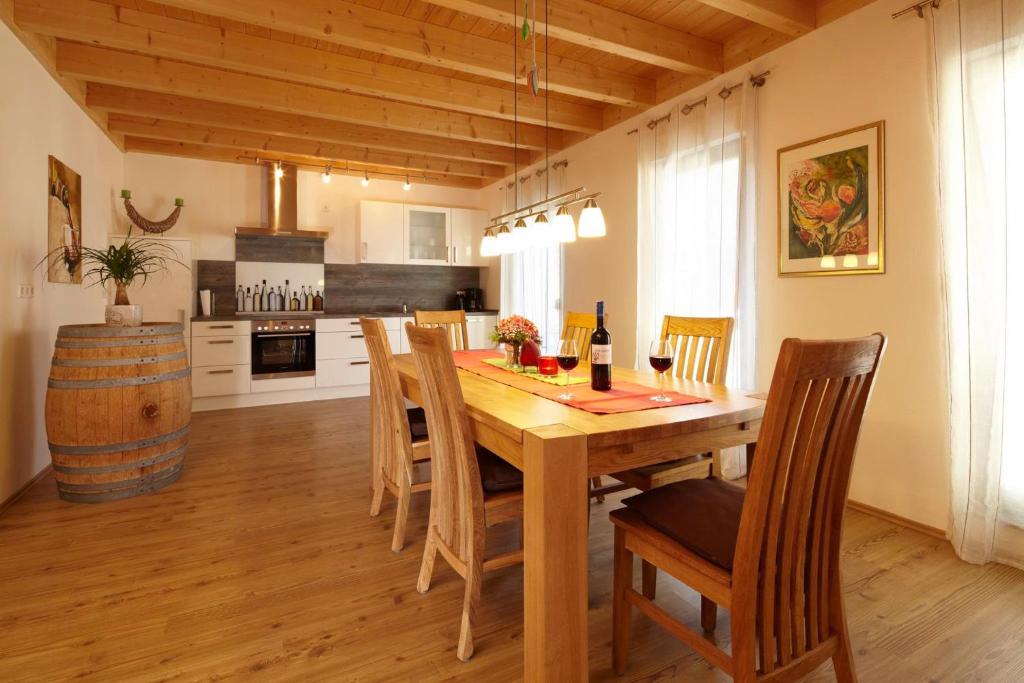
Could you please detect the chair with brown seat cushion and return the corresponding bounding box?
[405,322,524,662]
[610,334,886,683]
[363,318,432,552]
[414,309,470,351]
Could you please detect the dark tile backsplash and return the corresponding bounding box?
[196,260,236,316]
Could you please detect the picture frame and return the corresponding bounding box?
[777,121,885,277]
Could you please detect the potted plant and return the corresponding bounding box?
[490,315,541,371]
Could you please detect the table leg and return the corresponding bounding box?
[524,425,589,681]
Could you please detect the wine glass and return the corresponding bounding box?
[556,338,580,400]
[649,340,674,402]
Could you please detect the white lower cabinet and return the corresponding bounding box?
[192,335,250,367]
[315,316,400,388]
[466,314,497,350]
[192,365,251,398]
[316,358,371,387]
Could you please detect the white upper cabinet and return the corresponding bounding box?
[451,208,491,267]
[404,204,452,265]
[358,200,404,264]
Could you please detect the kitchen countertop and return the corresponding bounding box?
[191,310,499,322]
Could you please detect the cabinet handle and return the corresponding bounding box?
[349,360,370,366]
[209,324,234,329]
[350,334,365,339]
[207,339,235,344]
[452,245,457,264]
[349,321,362,325]
[207,369,234,375]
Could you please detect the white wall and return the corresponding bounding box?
[484,0,950,529]
[123,154,484,263]
[0,22,125,504]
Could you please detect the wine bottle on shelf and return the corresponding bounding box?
[235,285,244,312]
[291,291,299,311]
[313,290,323,312]
[261,280,269,311]
[590,300,612,391]
[305,287,314,311]
[244,287,253,312]
[251,284,259,312]
[297,286,306,311]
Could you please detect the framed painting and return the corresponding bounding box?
[777,121,885,277]
[47,155,83,284]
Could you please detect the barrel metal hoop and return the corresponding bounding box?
[52,444,187,475]
[49,424,190,456]
[57,323,183,338]
[47,367,191,390]
[55,337,174,349]
[56,464,184,503]
[51,351,188,368]
[57,462,184,492]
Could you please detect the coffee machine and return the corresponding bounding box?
[456,288,484,312]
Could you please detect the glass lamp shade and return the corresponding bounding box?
[511,217,529,251]
[529,212,553,248]
[578,198,606,237]
[495,224,513,254]
[553,205,576,243]
[480,228,499,257]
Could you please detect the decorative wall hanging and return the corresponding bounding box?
[777,121,885,276]
[46,155,82,284]
[120,189,185,234]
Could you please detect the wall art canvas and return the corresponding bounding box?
[47,155,82,284]
[777,121,885,276]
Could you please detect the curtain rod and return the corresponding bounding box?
[892,0,939,18]
[634,70,772,131]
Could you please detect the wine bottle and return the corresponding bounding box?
[305,287,314,311]
[244,287,253,312]
[298,286,307,311]
[590,300,612,391]
[235,285,244,312]
[252,284,261,312]
[313,290,323,312]
[291,291,299,311]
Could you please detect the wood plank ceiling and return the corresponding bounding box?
[2,0,873,188]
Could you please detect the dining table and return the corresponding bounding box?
[393,353,766,681]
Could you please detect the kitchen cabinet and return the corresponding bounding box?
[191,321,251,398]
[404,204,451,265]
[467,314,498,350]
[451,208,491,267]
[316,316,400,388]
[357,200,404,264]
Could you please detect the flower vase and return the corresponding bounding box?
[505,342,523,371]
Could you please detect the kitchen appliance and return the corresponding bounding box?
[465,287,484,312]
[251,319,316,379]
[455,290,468,311]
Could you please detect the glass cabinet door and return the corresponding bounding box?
[404,205,451,264]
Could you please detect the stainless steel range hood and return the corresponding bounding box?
[235,162,328,240]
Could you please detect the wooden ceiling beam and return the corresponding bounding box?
[424,0,722,75]
[123,137,486,189]
[150,0,655,107]
[56,41,557,150]
[14,0,602,133]
[107,115,504,179]
[691,0,815,37]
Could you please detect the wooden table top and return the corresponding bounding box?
[393,354,765,449]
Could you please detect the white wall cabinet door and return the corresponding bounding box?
[451,208,489,267]
[358,200,404,264]
[466,315,497,349]
[404,205,451,265]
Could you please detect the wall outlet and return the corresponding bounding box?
[18,284,34,298]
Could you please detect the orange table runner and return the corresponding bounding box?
[452,350,710,415]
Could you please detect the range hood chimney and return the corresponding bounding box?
[235,162,328,240]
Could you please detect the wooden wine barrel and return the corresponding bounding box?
[45,323,191,503]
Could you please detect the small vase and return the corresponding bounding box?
[105,304,144,327]
[505,342,523,371]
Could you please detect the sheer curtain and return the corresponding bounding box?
[930,0,1023,568]
[635,82,759,479]
[499,169,564,348]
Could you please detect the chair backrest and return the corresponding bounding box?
[561,311,597,361]
[415,310,470,351]
[361,318,415,489]
[659,316,734,384]
[733,334,886,676]
[405,322,484,565]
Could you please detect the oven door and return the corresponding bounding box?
[251,331,316,378]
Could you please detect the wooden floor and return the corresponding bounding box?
[2,398,1024,682]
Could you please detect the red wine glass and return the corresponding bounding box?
[649,340,674,402]
[556,339,579,400]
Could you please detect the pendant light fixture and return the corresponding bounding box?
[478,0,605,255]
[321,165,332,184]
[360,170,370,187]
[403,175,412,191]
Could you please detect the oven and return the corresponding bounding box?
[251,319,316,379]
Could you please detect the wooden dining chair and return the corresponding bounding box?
[606,316,735,494]
[610,333,886,682]
[414,309,470,351]
[405,322,525,662]
[361,317,431,552]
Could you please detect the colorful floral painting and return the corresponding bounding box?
[47,155,82,284]
[777,122,884,277]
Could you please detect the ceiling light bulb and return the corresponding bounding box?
[480,227,498,258]
[361,172,370,188]
[403,176,411,191]
[274,162,284,179]
[578,197,606,238]
[321,166,332,184]
[553,205,576,243]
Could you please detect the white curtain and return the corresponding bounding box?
[635,82,759,479]
[930,0,1023,568]
[499,170,564,349]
